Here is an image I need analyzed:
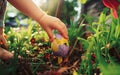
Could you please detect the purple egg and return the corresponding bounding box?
[53,44,69,57]
[55,34,62,39]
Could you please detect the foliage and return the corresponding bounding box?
[1,1,120,75]
[60,0,78,24]
[0,19,52,75]
[77,8,120,75]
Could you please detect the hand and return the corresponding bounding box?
[0,28,8,49]
[38,14,68,41]
[0,47,13,61]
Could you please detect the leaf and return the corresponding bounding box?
[58,56,63,64]
[58,67,69,73]
[73,70,78,75]
[77,37,89,49]
[99,12,106,24]
[78,0,87,4]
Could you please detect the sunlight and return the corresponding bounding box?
[32,0,47,7]
[32,0,59,15]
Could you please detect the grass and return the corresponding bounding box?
[77,8,120,75]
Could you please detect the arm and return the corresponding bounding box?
[7,0,68,41]
[7,0,45,21]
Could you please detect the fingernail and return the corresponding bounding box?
[65,35,68,39]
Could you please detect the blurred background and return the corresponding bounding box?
[5,0,104,27]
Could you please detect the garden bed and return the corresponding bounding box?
[1,0,120,75]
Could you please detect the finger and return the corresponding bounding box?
[61,22,68,35]
[56,22,68,39]
[44,28,54,42]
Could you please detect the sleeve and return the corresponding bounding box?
[0,0,7,28]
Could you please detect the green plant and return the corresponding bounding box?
[77,8,120,75]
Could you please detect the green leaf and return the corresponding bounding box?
[99,12,106,24]
[77,37,89,49]
[118,0,120,2]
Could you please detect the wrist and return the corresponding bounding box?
[36,10,47,24]
[37,13,48,25]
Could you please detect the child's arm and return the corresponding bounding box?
[7,0,68,41]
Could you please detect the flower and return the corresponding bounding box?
[44,53,50,59]
[102,0,120,19]
[30,37,36,44]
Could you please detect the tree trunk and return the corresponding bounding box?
[55,0,64,18]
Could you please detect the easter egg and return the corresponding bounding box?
[51,34,69,57]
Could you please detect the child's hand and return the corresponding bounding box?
[0,47,13,61]
[38,14,68,42]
